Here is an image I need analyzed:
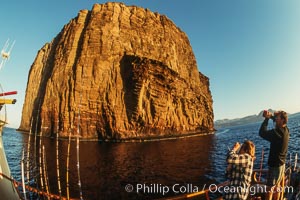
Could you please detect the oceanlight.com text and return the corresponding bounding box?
[209,184,294,195]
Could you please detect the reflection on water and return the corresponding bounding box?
[3,129,215,199]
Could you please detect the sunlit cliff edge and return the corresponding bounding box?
[19,2,214,140]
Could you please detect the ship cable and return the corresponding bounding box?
[0,171,80,200]
[56,117,62,198]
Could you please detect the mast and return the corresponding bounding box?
[0,39,15,70]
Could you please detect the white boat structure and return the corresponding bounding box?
[0,38,20,199]
[0,99,19,199]
[0,39,82,200]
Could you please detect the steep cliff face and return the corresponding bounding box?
[19,2,214,140]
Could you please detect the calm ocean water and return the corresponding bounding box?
[2,114,300,199]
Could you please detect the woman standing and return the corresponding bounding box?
[225,140,255,200]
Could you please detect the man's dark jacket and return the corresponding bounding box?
[259,119,289,167]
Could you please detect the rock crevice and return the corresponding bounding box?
[19,2,214,140]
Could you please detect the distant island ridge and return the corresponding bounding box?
[214,109,300,129]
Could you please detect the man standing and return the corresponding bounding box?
[259,110,289,200]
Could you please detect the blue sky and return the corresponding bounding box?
[1,0,300,128]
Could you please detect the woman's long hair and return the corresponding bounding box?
[239,140,255,158]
